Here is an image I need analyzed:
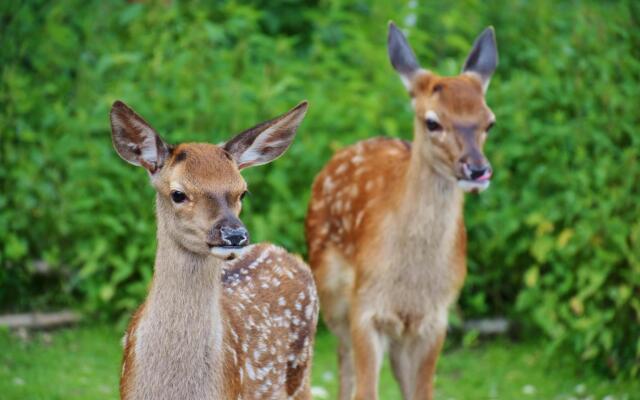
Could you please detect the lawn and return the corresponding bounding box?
[0,325,636,400]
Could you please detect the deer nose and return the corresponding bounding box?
[463,163,493,181]
[220,226,249,247]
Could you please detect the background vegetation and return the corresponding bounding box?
[1,0,638,381]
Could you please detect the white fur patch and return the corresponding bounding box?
[399,75,412,91]
[169,182,185,191]
[236,110,305,168]
[464,71,491,93]
[425,110,440,123]
[210,246,250,260]
[127,118,160,165]
[457,179,490,192]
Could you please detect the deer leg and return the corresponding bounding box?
[291,376,312,400]
[411,330,446,400]
[350,317,385,400]
[337,338,355,400]
[325,321,356,400]
[389,339,418,400]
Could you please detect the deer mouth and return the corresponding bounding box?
[209,245,248,261]
[457,178,490,193]
[456,162,492,193]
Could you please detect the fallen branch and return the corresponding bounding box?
[463,317,510,335]
[0,311,81,330]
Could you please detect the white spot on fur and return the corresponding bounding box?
[311,200,325,211]
[245,360,256,380]
[349,185,358,197]
[323,176,335,193]
[305,304,314,320]
[365,180,375,192]
[342,216,351,231]
[355,167,367,177]
[320,224,329,235]
[335,163,348,174]
[355,210,365,228]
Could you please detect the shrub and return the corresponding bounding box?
[1,0,638,377]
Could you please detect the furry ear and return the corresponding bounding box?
[109,101,171,174]
[462,27,498,92]
[223,102,308,169]
[388,21,421,90]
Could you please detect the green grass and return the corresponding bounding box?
[0,325,637,400]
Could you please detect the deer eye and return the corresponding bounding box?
[425,119,442,132]
[170,190,188,203]
[240,190,249,201]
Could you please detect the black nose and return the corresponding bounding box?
[220,226,249,247]
[468,165,492,181]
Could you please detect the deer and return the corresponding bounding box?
[109,99,319,400]
[305,22,498,400]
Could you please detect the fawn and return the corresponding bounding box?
[305,23,498,400]
[110,100,319,400]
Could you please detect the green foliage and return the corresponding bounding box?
[1,0,638,377]
[458,1,640,378]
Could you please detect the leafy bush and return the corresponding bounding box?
[1,0,638,377]
[459,1,640,377]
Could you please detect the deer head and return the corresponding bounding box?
[388,22,498,192]
[110,100,308,259]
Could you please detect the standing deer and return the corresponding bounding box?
[110,100,319,400]
[305,23,498,400]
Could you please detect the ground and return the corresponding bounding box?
[0,325,636,400]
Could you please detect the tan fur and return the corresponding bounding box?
[121,240,318,400]
[118,136,318,399]
[306,70,493,400]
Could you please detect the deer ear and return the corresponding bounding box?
[388,21,421,90]
[110,101,171,174]
[462,27,498,92]
[223,101,308,170]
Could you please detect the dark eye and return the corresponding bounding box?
[426,119,442,132]
[486,122,495,132]
[240,190,249,201]
[170,190,187,203]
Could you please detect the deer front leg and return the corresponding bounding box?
[389,339,418,400]
[290,376,312,400]
[330,320,357,400]
[350,310,385,400]
[337,338,355,400]
[402,329,446,400]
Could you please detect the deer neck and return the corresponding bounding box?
[147,225,223,325]
[395,118,463,248]
[133,206,225,398]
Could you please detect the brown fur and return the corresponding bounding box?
[120,305,144,396]
[120,242,317,400]
[120,242,318,400]
[111,101,317,400]
[306,70,493,400]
